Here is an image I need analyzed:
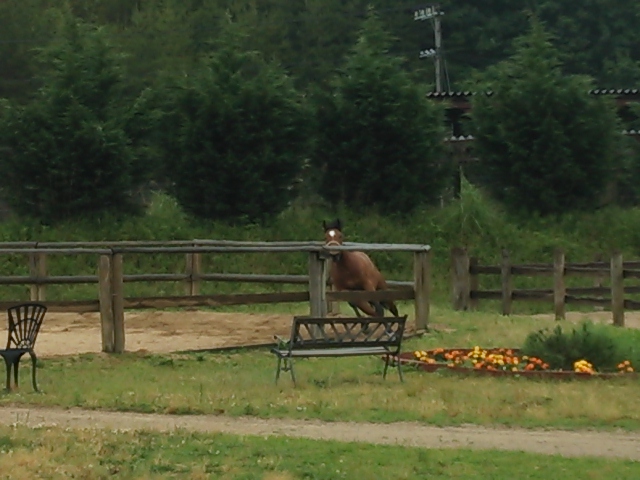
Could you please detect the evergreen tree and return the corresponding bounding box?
[471,18,621,215]
[0,16,145,223]
[312,9,448,214]
[150,26,310,222]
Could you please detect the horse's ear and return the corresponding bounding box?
[336,218,342,231]
[322,220,327,231]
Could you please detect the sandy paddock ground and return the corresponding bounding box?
[0,307,637,357]
[3,310,299,357]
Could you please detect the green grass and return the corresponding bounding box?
[1,425,639,480]
[2,308,640,431]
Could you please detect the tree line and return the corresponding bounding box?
[0,3,638,224]
[2,0,639,100]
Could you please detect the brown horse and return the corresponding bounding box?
[323,219,399,317]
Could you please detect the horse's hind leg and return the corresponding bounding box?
[382,300,399,316]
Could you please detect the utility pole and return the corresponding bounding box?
[414,4,444,93]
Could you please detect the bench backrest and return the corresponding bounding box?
[287,315,407,352]
[6,302,47,350]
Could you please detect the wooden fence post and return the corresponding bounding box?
[29,252,47,301]
[327,276,340,315]
[553,249,566,321]
[308,252,327,318]
[469,256,479,310]
[98,255,114,353]
[184,252,202,296]
[501,249,513,316]
[450,247,470,310]
[414,250,431,332]
[611,252,625,327]
[111,253,125,353]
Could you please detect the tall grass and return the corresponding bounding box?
[2,186,640,308]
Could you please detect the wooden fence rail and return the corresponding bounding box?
[450,247,638,326]
[0,240,432,353]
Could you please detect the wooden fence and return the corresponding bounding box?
[0,240,432,353]
[450,247,640,327]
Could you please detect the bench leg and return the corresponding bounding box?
[382,355,403,382]
[275,357,297,386]
[287,358,297,386]
[383,354,390,379]
[275,357,282,384]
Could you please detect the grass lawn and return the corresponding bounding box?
[1,307,639,431]
[1,425,639,480]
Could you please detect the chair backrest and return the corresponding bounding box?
[6,303,47,349]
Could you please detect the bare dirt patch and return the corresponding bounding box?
[531,310,640,329]
[1,310,421,357]
[0,310,298,357]
[0,308,637,358]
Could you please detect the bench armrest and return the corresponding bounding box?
[273,335,290,348]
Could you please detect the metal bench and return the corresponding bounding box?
[271,315,407,386]
[0,302,47,392]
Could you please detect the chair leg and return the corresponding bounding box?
[29,351,38,392]
[397,356,404,383]
[2,357,11,391]
[13,358,20,388]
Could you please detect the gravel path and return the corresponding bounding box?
[1,406,639,460]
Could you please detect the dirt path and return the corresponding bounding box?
[1,406,639,460]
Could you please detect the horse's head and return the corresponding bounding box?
[323,218,344,259]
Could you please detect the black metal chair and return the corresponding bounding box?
[0,303,47,392]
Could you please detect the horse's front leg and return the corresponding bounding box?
[351,299,379,317]
[349,302,363,317]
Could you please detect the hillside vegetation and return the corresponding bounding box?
[0,1,639,310]
[2,0,640,97]
[2,186,640,310]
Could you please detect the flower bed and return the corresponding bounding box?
[397,347,637,380]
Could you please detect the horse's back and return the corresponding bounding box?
[330,251,387,290]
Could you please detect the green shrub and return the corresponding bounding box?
[521,322,624,372]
